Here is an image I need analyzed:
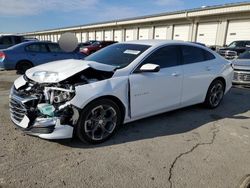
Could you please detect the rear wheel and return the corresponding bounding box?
[16,61,33,74]
[204,80,225,108]
[76,99,122,144]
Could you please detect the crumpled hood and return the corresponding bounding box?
[26,59,116,83]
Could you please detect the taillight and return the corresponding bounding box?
[0,51,5,62]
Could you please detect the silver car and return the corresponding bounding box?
[232,50,250,87]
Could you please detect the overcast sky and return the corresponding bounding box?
[0,0,247,33]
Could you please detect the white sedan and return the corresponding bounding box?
[10,40,233,144]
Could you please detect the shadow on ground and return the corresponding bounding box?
[58,87,250,148]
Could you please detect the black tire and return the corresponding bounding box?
[204,79,225,109]
[76,98,122,144]
[16,61,33,75]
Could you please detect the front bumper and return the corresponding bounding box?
[233,70,250,86]
[9,86,74,140]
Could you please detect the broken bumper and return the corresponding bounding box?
[9,86,74,140]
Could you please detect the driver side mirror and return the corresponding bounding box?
[139,63,160,73]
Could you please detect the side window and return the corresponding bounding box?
[181,45,205,64]
[141,46,180,69]
[204,50,215,60]
[26,44,48,52]
[47,43,63,52]
[245,41,250,46]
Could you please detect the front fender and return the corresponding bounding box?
[70,76,130,120]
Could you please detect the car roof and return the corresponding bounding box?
[0,34,23,37]
[121,40,197,47]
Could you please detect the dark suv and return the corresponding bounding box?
[218,40,250,60]
[80,41,117,55]
[0,35,25,49]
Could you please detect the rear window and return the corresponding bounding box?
[85,43,150,69]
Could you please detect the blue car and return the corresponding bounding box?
[0,41,86,74]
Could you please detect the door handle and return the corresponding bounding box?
[171,72,180,77]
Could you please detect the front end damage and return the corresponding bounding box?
[9,65,114,139]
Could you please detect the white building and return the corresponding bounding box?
[23,2,250,46]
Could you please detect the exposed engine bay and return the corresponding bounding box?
[10,67,114,135]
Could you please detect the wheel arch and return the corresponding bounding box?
[82,95,126,123]
[211,77,226,92]
[15,59,34,69]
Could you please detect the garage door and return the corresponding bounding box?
[96,31,103,40]
[125,29,134,41]
[76,33,81,43]
[226,20,250,45]
[50,35,55,42]
[196,22,218,46]
[81,32,87,42]
[139,27,151,40]
[104,30,112,41]
[88,32,95,40]
[114,30,123,42]
[173,24,190,41]
[154,26,167,39]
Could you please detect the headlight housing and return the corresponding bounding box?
[32,71,59,83]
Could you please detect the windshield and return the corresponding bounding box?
[85,43,150,69]
[238,51,250,59]
[92,41,101,46]
[228,41,245,48]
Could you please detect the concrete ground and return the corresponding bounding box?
[0,71,249,188]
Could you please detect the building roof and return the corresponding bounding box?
[23,1,250,35]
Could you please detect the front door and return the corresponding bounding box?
[129,45,183,118]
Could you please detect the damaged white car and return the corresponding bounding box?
[9,40,233,144]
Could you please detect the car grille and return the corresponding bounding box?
[233,71,250,82]
[9,97,27,124]
[219,50,237,59]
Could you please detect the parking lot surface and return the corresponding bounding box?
[0,71,249,188]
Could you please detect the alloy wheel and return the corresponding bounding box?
[84,105,117,141]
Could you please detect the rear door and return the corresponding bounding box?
[26,43,52,65]
[180,45,217,106]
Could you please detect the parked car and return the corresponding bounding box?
[9,40,233,144]
[0,35,25,49]
[76,40,98,51]
[218,40,250,60]
[23,37,39,42]
[80,41,117,55]
[191,42,206,47]
[232,50,250,87]
[0,41,86,73]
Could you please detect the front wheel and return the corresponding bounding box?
[204,80,225,109]
[76,99,122,144]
